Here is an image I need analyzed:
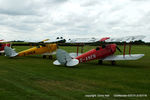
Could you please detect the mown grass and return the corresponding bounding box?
[0,45,149,100]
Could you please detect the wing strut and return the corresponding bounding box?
[123,42,133,57]
[76,43,84,56]
[129,42,132,55]
[123,42,126,58]
[81,44,84,53]
[77,45,79,56]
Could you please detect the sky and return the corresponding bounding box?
[0,0,150,42]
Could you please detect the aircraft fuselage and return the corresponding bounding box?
[75,44,116,63]
[18,44,57,56]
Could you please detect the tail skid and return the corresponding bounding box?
[4,46,18,57]
[53,49,79,67]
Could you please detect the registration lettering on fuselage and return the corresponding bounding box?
[79,54,96,62]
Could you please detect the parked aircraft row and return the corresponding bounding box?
[0,35,145,67]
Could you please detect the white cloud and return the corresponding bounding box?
[0,0,149,42]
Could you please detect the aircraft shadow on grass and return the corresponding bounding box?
[81,61,149,69]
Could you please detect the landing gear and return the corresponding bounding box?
[48,55,53,59]
[111,61,116,65]
[98,60,103,65]
[98,60,116,65]
[43,55,53,59]
[43,55,46,59]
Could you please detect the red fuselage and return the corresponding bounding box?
[0,43,11,51]
[75,44,117,63]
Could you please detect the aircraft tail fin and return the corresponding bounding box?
[53,49,79,67]
[4,46,18,57]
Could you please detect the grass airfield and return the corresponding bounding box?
[0,45,150,100]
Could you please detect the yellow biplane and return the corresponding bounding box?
[4,39,60,59]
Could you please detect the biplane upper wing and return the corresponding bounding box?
[102,54,144,61]
[66,35,145,43]
[66,38,97,43]
[44,38,64,43]
[25,38,64,43]
[0,40,11,43]
[66,37,110,43]
[105,35,145,43]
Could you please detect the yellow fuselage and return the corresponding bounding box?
[18,44,57,56]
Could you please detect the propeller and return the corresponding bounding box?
[116,46,122,53]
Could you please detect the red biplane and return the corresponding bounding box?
[0,40,11,54]
[53,35,145,67]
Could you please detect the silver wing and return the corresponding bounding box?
[69,53,82,58]
[106,35,145,43]
[0,50,4,53]
[66,37,100,43]
[102,54,144,61]
[44,39,64,43]
[42,52,56,56]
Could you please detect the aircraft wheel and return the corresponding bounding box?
[98,60,103,65]
[111,61,116,65]
[43,55,46,59]
[49,55,53,59]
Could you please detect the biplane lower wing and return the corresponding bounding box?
[42,52,56,56]
[69,53,82,58]
[0,50,4,53]
[102,54,144,61]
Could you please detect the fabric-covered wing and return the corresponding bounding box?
[42,52,56,55]
[66,37,100,43]
[102,54,144,61]
[105,35,145,43]
[44,39,64,43]
[0,50,4,53]
[66,37,111,43]
[69,53,82,58]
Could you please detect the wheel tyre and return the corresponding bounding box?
[111,61,116,65]
[98,60,103,65]
[49,55,53,59]
[43,55,46,59]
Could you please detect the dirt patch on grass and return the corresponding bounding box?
[35,80,91,92]
[0,70,8,74]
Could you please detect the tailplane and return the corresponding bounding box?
[4,46,18,57]
[53,49,79,67]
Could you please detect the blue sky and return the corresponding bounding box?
[0,0,149,42]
